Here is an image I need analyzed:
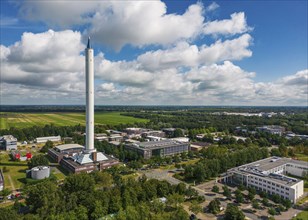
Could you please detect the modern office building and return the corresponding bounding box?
[223,157,307,203]
[0,135,17,151]
[256,126,285,136]
[125,139,190,159]
[35,135,61,143]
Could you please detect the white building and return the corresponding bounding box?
[224,157,307,203]
[0,135,17,151]
[35,135,61,143]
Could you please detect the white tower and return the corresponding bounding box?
[85,37,95,153]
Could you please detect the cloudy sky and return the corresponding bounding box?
[0,0,307,106]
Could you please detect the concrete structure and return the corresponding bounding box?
[0,135,17,151]
[35,135,61,143]
[31,166,50,180]
[257,126,285,136]
[51,38,119,174]
[125,139,190,159]
[223,157,307,203]
[85,37,95,153]
[0,170,4,191]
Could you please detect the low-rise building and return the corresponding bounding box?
[145,136,165,142]
[35,135,61,143]
[223,157,307,203]
[48,144,119,174]
[109,134,124,142]
[60,151,119,174]
[125,139,190,159]
[162,128,176,137]
[257,126,285,136]
[48,144,85,163]
[142,130,166,138]
[95,133,109,142]
[0,135,17,151]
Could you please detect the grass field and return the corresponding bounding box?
[295,153,308,162]
[292,210,308,220]
[0,112,148,129]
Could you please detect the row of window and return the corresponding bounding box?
[249,179,289,191]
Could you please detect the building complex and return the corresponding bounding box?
[48,38,119,174]
[223,156,307,203]
[125,139,190,159]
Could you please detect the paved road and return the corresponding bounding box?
[8,174,15,191]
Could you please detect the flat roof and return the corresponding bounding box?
[228,156,307,186]
[135,140,188,150]
[55,144,84,151]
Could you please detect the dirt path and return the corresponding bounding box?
[8,174,15,191]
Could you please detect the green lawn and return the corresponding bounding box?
[295,153,308,162]
[0,112,148,129]
[292,210,308,220]
[0,154,28,190]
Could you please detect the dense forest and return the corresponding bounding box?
[0,171,201,220]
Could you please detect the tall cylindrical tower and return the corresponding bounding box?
[85,37,95,153]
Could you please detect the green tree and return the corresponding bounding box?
[91,171,113,187]
[27,155,49,169]
[167,193,185,208]
[170,207,189,220]
[252,199,260,209]
[40,140,54,153]
[208,199,221,214]
[262,198,270,207]
[268,207,276,216]
[235,190,244,204]
[222,186,232,199]
[26,180,60,217]
[0,208,19,220]
[224,204,245,220]
[212,185,219,193]
[189,201,202,215]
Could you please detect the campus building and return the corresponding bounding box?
[256,126,285,136]
[125,139,190,159]
[35,135,61,143]
[223,157,307,203]
[48,143,119,174]
[0,135,17,151]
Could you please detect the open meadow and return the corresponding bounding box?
[0,112,148,129]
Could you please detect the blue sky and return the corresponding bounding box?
[0,0,307,105]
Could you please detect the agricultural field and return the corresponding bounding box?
[0,112,148,129]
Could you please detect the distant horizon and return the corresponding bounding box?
[1,104,307,108]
